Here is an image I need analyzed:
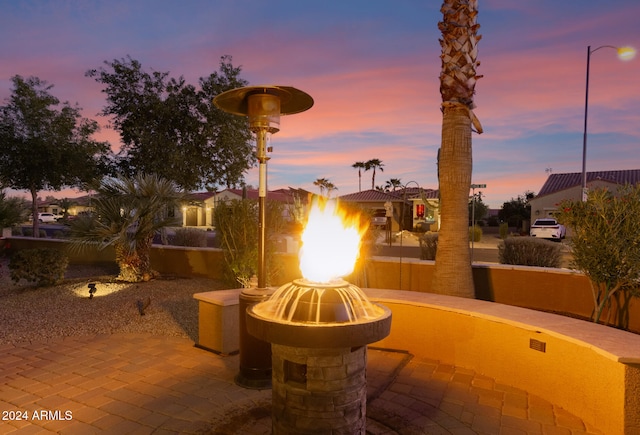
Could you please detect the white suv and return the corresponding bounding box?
[530,218,566,241]
[37,213,57,223]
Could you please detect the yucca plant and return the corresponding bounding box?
[69,174,185,282]
[433,0,483,298]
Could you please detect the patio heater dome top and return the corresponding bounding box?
[213,85,314,117]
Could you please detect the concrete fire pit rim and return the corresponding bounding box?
[246,304,392,349]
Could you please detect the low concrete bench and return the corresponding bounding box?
[193,289,242,355]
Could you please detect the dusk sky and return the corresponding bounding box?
[1,0,638,208]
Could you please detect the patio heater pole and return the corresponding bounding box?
[214,86,313,388]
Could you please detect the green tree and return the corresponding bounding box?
[0,191,27,228]
[86,55,253,191]
[0,75,112,237]
[556,185,640,326]
[214,198,285,287]
[69,174,185,282]
[498,191,534,229]
[352,161,366,192]
[58,198,73,218]
[433,0,482,298]
[468,191,488,224]
[364,159,384,190]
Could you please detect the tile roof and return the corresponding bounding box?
[338,189,403,202]
[218,188,307,203]
[396,187,439,199]
[537,169,640,197]
[186,192,216,202]
[338,188,439,202]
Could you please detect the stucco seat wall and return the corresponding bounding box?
[365,288,640,435]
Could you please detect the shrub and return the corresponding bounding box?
[214,199,285,287]
[172,227,208,247]
[469,225,482,242]
[9,248,69,286]
[419,232,438,260]
[52,230,67,239]
[22,228,47,238]
[414,221,431,233]
[556,185,640,325]
[498,237,562,268]
[499,222,509,239]
[11,227,23,236]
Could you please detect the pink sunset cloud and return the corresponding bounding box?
[1,1,639,208]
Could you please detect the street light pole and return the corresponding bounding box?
[581,45,636,202]
[580,45,593,202]
[470,183,486,262]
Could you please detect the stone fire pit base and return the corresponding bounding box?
[271,343,368,435]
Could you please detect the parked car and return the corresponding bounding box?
[32,213,57,223]
[530,218,566,241]
[371,209,388,226]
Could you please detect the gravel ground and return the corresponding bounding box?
[0,258,227,345]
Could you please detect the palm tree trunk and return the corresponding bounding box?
[115,238,156,282]
[433,103,474,296]
[432,0,481,298]
[30,187,40,238]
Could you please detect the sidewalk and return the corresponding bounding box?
[0,333,601,434]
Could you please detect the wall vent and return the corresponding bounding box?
[529,338,546,353]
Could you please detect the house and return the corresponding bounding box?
[529,169,640,221]
[182,192,217,227]
[185,187,313,228]
[338,188,440,232]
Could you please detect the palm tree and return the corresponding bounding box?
[384,178,402,192]
[432,0,483,298]
[58,197,73,218]
[70,174,186,282]
[325,180,338,198]
[365,159,384,190]
[352,161,366,192]
[313,177,329,196]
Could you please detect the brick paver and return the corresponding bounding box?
[0,333,602,434]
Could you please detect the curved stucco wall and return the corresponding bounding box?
[365,289,640,435]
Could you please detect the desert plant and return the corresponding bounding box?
[469,225,482,242]
[52,230,67,239]
[9,248,69,286]
[419,232,439,260]
[172,227,208,247]
[0,191,27,228]
[556,185,640,325]
[69,174,185,282]
[498,238,562,268]
[499,222,509,239]
[214,198,285,287]
[22,228,46,238]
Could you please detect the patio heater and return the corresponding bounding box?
[214,86,313,388]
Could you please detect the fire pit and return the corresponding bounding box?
[246,199,391,434]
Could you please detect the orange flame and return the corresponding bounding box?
[299,198,367,283]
